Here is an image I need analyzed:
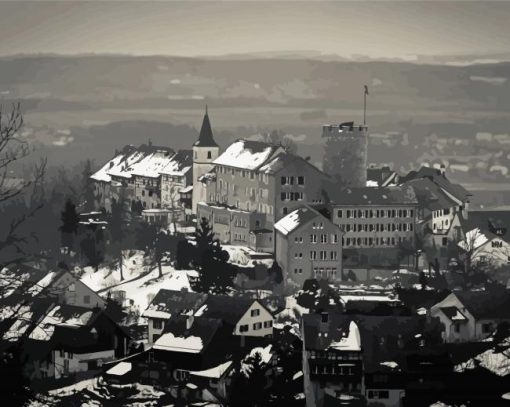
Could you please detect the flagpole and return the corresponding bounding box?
[364,89,366,126]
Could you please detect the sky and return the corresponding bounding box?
[0,1,509,59]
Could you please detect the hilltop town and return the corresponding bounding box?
[2,106,510,407]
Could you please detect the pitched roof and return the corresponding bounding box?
[324,185,417,206]
[143,289,208,320]
[194,108,218,148]
[440,306,468,321]
[366,166,398,187]
[400,166,470,202]
[196,296,270,325]
[274,206,325,236]
[302,313,362,352]
[454,291,510,319]
[259,152,325,175]
[402,178,457,211]
[153,315,222,354]
[159,149,193,176]
[213,139,283,170]
[91,144,178,181]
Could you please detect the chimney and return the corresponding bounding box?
[320,311,329,324]
[186,315,194,330]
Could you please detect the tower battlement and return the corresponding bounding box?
[322,122,368,140]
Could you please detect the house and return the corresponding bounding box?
[431,290,510,342]
[274,205,343,289]
[196,295,274,339]
[302,312,363,407]
[197,139,330,248]
[139,315,231,388]
[142,289,208,344]
[49,269,106,309]
[143,290,275,343]
[91,143,192,213]
[23,304,130,380]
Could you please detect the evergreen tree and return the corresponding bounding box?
[82,159,96,212]
[193,217,235,294]
[109,198,130,280]
[59,198,80,253]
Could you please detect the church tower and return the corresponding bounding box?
[192,105,219,214]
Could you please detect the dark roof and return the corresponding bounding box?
[440,306,467,321]
[454,291,510,319]
[158,315,223,353]
[250,228,273,234]
[144,289,208,316]
[194,109,218,147]
[302,312,361,352]
[366,166,398,186]
[465,210,510,239]
[402,178,457,211]
[199,296,269,325]
[324,185,417,206]
[400,166,470,201]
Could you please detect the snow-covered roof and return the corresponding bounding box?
[189,360,233,379]
[330,321,361,352]
[274,206,322,236]
[153,332,204,353]
[458,227,489,251]
[213,140,283,170]
[106,362,132,376]
[91,145,191,182]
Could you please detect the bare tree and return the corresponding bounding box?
[265,129,297,154]
[0,103,46,267]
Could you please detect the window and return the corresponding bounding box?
[297,176,305,185]
[320,251,327,260]
[68,283,75,292]
[310,251,317,260]
[337,210,343,218]
[239,324,249,332]
[330,251,337,260]
[253,322,262,330]
[442,237,448,246]
[331,234,338,243]
[283,207,288,215]
[454,324,460,333]
[84,295,90,304]
[207,151,212,159]
[263,321,273,328]
[153,319,163,330]
[320,234,328,244]
[251,309,260,317]
[310,234,317,244]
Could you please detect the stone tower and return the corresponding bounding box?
[192,106,219,214]
[322,122,368,188]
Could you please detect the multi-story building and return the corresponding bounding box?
[326,186,418,250]
[192,106,220,214]
[274,206,343,288]
[197,139,330,249]
[91,143,192,215]
[302,312,364,407]
[322,122,368,188]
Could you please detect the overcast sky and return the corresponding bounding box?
[0,1,509,59]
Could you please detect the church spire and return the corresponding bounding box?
[194,105,218,147]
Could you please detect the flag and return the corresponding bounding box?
[364,85,369,95]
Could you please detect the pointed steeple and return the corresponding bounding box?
[194,105,218,147]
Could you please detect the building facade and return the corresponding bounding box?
[275,206,343,288]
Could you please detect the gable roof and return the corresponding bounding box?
[196,296,271,325]
[91,144,180,181]
[274,206,325,236]
[143,289,208,320]
[454,291,510,319]
[213,139,283,170]
[159,149,193,176]
[400,166,470,202]
[259,152,325,176]
[194,109,218,148]
[153,315,222,354]
[402,178,457,211]
[324,185,417,206]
